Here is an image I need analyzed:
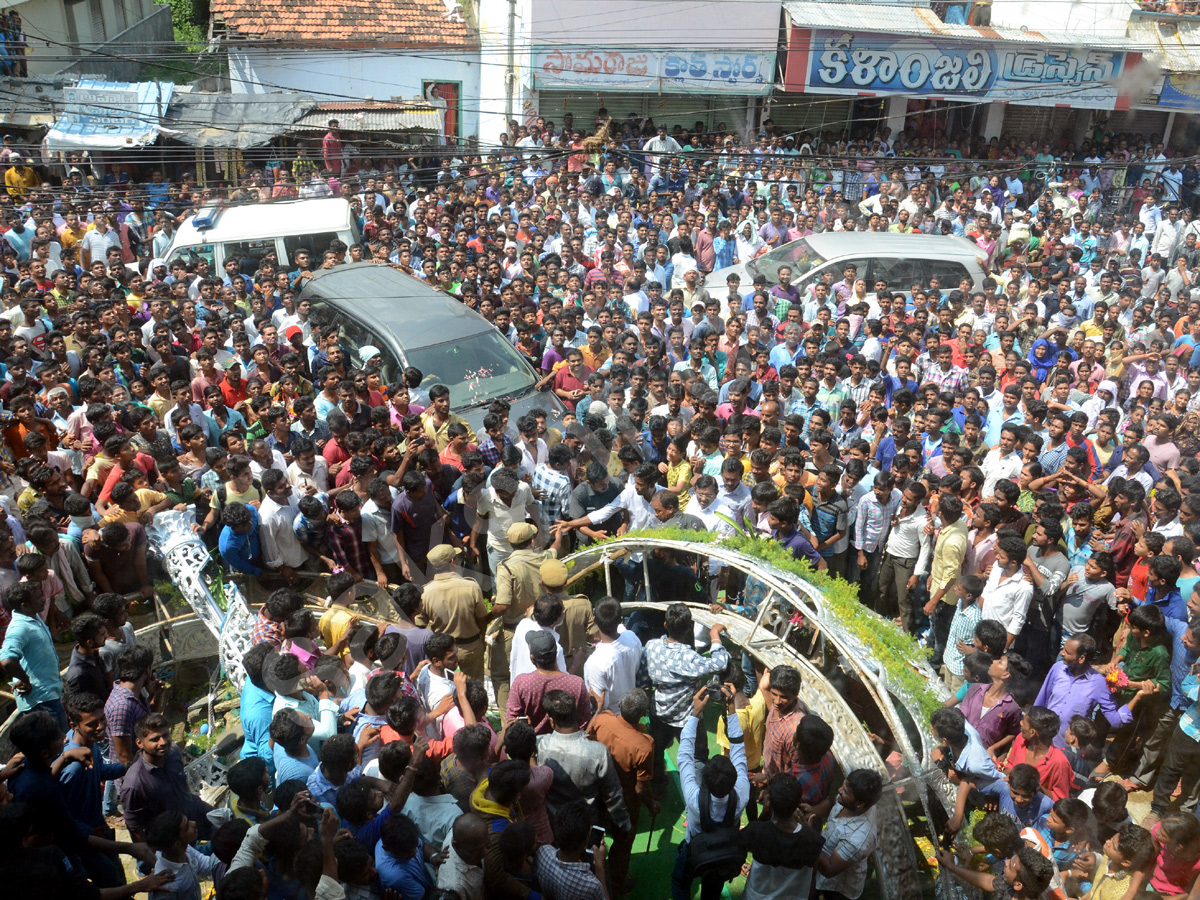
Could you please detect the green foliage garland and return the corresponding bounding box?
[585,526,944,722]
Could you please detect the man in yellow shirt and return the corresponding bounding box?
[4,154,39,201]
[317,570,362,660]
[579,326,610,371]
[716,666,768,772]
[420,384,476,451]
[48,270,73,310]
[99,480,174,526]
[58,210,87,249]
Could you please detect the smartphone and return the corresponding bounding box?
[301,800,319,816]
[582,825,605,863]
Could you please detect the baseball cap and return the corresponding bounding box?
[527,630,557,656]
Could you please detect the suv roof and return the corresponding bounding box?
[300,263,491,346]
[804,232,985,260]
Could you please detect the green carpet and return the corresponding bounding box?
[626,710,748,900]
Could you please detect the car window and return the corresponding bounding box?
[752,238,825,282]
[167,244,214,269]
[796,262,835,294]
[928,260,972,287]
[868,257,923,289]
[282,233,338,267]
[222,239,277,274]
[829,258,870,287]
[308,297,404,385]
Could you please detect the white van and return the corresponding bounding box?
[161,197,361,274]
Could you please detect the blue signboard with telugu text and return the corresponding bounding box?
[802,29,1126,109]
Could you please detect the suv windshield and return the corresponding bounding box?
[402,331,538,409]
[748,237,825,283]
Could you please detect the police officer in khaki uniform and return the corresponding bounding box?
[417,543,489,678]
[488,522,554,713]
[542,559,598,675]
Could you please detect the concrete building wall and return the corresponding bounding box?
[228,47,484,141]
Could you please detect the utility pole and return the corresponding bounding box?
[504,0,516,128]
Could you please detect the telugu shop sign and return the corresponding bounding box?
[786,28,1134,109]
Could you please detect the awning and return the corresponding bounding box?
[1127,18,1200,74]
[161,91,316,149]
[293,103,441,133]
[783,0,1119,46]
[45,79,173,151]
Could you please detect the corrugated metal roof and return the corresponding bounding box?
[0,76,66,129]
[45,78,173,151]
[1127,19,1200,73]
[293,104,441,132]
[783,1,1121,46]
[161,91,316,149]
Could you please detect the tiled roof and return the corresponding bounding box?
[212,0,476,47]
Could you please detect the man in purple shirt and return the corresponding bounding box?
[768,498,823,569]
[768,265,801,309]
[758,209,788,249]
[830,263,859,312]
[1034,635,1132,746]
[391,471,439,581]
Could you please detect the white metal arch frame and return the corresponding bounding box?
[141,515,959,900]
[563,536,958,900]
[148,510,258,689]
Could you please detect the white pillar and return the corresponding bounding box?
[982,102,1005,142]
[1072,109,1094,147]
[1164,111,1177,148]
[885,96,907,136]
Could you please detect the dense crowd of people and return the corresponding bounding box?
[0,113,1197,900]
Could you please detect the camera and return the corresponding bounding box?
[707,673,723,696]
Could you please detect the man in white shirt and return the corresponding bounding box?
[879,484,932,632]
[361,479,402,587]
[287,444,330,494]
[258,469,307,580]
[642,126,682,171]
[981,534,1035,647]
[584,598,642,713]
[436,813,486,900]
[510,594,567,682]
[1152,205,1182,259]
[981,425,1024,497]
[472,470,543,574]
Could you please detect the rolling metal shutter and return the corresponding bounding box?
[765,95,854,139]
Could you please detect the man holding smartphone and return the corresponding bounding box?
[534,799,610,900]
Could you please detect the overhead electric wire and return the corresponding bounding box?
[1,7,1183,169]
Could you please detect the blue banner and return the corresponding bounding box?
[802,30,1126,109]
